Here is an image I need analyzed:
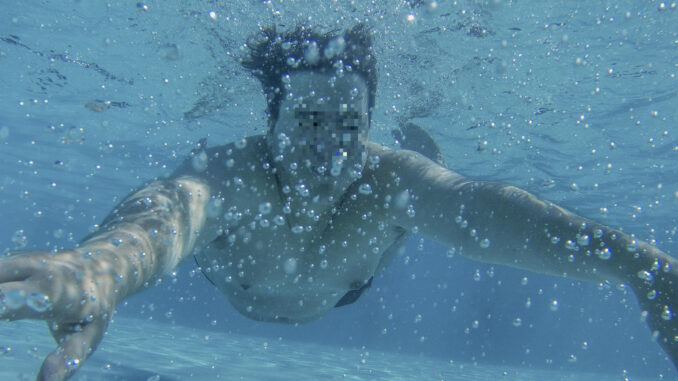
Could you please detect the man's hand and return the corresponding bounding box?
[0,250,119,381]
[631,252,678,370]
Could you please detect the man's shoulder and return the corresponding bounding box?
[364,140,456,193]
[366,141,435,170]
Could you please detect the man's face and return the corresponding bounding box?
[270,71,370,180]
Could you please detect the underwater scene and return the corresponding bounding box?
[1,1,677,380]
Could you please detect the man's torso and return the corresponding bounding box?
[188,136,410,323]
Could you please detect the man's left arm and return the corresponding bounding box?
[376,148,678,367]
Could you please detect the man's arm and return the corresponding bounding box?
[0,175,211,380]
[79,176,211,297]
[377,148,678,367]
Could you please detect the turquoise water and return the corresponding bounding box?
[1,0,677,379]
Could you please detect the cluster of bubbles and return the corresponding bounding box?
[453,205,491,249]
[11,229,27,249]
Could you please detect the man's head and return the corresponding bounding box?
[240,23,377,129]
[268,71,370,181]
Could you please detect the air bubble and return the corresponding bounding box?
[637,270,654,282]
[2,289,26,309]
[235,139,247,149]
[65,358,81,370]
[291,225,304,234]
[549,300,559,311]
[320,259,328,269]
[273,215,285,226]
[576,234,590,246]
[647,290,657,300]
[258,202,272,215]
[596,247,612,260]
[358,183,372,195]
[512,318,522,327]
[394,190,410,209]
[304,42,320,65]
[284,258,298,275]
[479,238,490,248]
[473,270,481,281]
[26,292,51,312]
[191,150,208,172]
[564,240,577,250]
[295,183,310,197]
[323,36,346,59]
[662,306,673,321]
[406,205,416,217]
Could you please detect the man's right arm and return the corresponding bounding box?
[79,176,211,298]
[0,175,212,380]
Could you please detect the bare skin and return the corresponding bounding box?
[1,72,677,380]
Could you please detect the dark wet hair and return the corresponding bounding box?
[240,23,377,129]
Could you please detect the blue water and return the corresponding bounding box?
[1,0,677,379]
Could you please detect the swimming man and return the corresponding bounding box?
[1,24,676,381]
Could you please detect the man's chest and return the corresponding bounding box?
[201,188,401,294]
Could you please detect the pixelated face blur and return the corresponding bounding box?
[271,72,370,178]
